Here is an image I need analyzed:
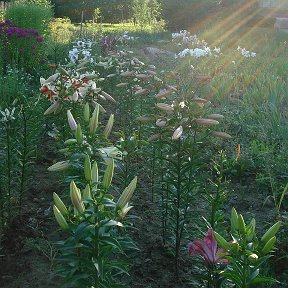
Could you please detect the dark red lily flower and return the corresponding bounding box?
[188,229,228,266]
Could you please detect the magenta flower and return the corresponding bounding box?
[188,229,228,266]
[36,36,43,43]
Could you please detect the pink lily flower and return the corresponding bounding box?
[188,229,228,266]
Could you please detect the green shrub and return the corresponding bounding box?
[5,2,53,35]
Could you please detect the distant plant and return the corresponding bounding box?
[131,0,165,30]
[0,19,46,72]
[5,2,53,35]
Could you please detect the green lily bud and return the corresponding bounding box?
[83,184,91,199]
[117,176,137,209]
[231,207,239,232]
[246,218,256,241]
[64,138,77,146]
[102,158,114,189]
[103,114,114,139]
[248,253,258,262]
[84,155,92,181]
[48,161,70,172]
[75,124,83,144]
[53,192,68,216]
[53,205,69,230]
[238,214,246,234]
[230,240,240,253]
[261,221,281,244]
[70,181,85,213]
[89,104,99,135]
[84,103,90,123]
[91,161,98,185]
[262,236,276,254]
[213,231,230,250]
[119,203,133,218]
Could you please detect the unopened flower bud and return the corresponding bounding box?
[53,205,69,230]
[84,103,90,123]
[53,192,68,216]
[103,114,114,139]
[67,110,77,131]
[89,104,99,135]
[84,155,92,181]
[102,158,114,189]
[75,124,83,144]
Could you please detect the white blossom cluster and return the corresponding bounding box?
[237,46,256,58]
[68,39,94,64]
[172,30,207,48]
[176,46,221,59]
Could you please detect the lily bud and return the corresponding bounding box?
[101,91,116,103]
[70,181,85,213]
[103,114,114,139]
[91,161,99,185]
[89,104,99,135]
[64,138,77,146]
[195,118,219,126]
[72,91,79,102]
[207,114,225,120]
[83,184,91,199]
[53,192,68,216]
[44,101,61,115]
[84,103,90,123]
[76,124,83,144]
[238,214,246,234]
[48,161,70,172]
[248,253,259,262]
[67,110,77,131]
[84,155,92,181]
[230,241,240,253]
[53,205,69,230]
[117,176,137,209]
[102,158,114,189]
[262,236,276,254]
[156,103,174,114]
[261,221,281,243]
[172,126,183,140]
[119,203,133,218]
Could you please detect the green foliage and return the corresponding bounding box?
[0,68,44,231]
[50,103,138,287]
[5,2,53,35]
[214,209,281,287]
[131,0,164,30]
[53,0,133,23]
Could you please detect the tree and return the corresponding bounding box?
[131,0,163,28]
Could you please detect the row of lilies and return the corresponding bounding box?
[40,39,281,287]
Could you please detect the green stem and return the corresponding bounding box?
[175,139,182,278]
[6,123,12,218]
[19,109,28,216]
